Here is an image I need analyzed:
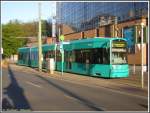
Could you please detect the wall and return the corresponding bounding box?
[84,29,97,38]
[57,18,148,65]
[64,32,82,41]
[127,44,147,65]
[62,24,75,35]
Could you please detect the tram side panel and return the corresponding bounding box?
[30,47,38,68]
[18,47,30,66]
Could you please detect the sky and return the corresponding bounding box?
[1,1,56,24]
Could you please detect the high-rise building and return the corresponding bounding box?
[56,2,148,66]
[56,2,148,34]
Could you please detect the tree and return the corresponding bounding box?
[41,20,52,37]
[2,21,27,58]
[2,19,52,58]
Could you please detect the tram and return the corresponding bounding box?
[18,37,129,78]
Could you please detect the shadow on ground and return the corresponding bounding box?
[2,65,31,111]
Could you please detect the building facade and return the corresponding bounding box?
[56,2,148,34]
[56,2,148,65]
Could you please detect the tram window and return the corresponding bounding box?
[31,53,33,60]
[26,52,28,61]
[64,51,69,62]
[103,48,110,64]
[36,52,38,60]
[18,53,20,59]
[18,53,19,59]
[75,49,91,63]
[32,52,35,60]
[18,53,21,60]
[112,52,127,64]
[33,52,35,60]
[92,49,103,64]
[45,51,48,58]
[43,52,46,60]
[51,51,54,58]
[48,51,52,58]
[92,48,110,64]
[75,50,84,63]
[24,52,26,61]
[22,53,25,60]
[65,51,75,62]
[56,50,61,61]
[34,51,38,60]
[48,51,54,58]
[20,53,23,59]
[22,53,24,60]
[74,48,110,64]
[72,51,75,62]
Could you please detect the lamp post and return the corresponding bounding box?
[52,16,56,38]
[59,35,64,76]
[141,22,144,88]
[133,25,138,75]
[114,16,118,37]
[38,2,42,72]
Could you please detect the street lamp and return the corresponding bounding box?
[114,16,118,37]
[38,2,42,72]
[141,22,144,88]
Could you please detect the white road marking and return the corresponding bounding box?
[26,81,42,88]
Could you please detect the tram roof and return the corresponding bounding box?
[42,44,55,52]
[18,47,30,52]
[18,37,126,52]
[70,37,126,44]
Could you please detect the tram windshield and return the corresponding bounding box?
[111,40,127,64]
[112,51,127,64]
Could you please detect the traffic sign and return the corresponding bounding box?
[59,35,64,41]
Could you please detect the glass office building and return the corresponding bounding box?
[56,2,148,33]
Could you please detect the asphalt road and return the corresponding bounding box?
[2,66,148,111]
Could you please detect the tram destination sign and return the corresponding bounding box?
[112,41,126,48]
[112,48,126,52]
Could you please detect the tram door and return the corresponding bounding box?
[66,51,72,70]
[85,51,90,74]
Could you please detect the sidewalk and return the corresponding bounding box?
[8,63,148,98]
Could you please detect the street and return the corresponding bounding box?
[2,65,148,111]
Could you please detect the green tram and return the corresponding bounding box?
[18,37,129,78]
[18,47,31,66]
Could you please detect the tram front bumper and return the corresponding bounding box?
[110,65,129,78]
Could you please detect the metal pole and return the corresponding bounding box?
[135,26,137,44]
[38,3,42,71]
[141,23,144,88]
[114,16,118,37]
[133,25,138,75]
[52,16,56,38]
[121,28,124,38]
[59,25,61,38]
[58,26,63,76]
[61,42,64,76]
[53,16,56,70]
[55,44,57,70]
